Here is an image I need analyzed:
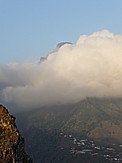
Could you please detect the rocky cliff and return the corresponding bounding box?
[0,104,32,163]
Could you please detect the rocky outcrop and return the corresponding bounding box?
[0,104,32,163]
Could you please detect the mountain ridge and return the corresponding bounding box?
[17,97,122,143]
[16,97,122,162]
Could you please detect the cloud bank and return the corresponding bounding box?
[1,30,122,110]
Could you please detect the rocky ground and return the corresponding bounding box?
[0,104,32,163]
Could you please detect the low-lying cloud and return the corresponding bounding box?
[1,30,122,110]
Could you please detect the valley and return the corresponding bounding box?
[16,98,122,162]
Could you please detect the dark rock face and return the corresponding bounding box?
[0,105,32,163]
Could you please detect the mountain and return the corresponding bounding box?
[39,42,72,63]
[62,98,122,143]
[0,105,32,163]
[16,98,122,162]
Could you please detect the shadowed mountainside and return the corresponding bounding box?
[16,98,122,162]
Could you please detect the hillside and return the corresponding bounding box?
[16,98,122,162]
[62,98,122,143]
[0,105,32,163]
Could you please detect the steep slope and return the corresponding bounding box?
[62,98,122,143]
[17,98,122,143]
[16,98,122,162]
[0,105,32,163]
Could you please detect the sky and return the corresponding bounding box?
[1,1,122,111]
[1,0,122,63]
[1,30,122,111]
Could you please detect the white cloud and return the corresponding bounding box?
[1,30,122,110]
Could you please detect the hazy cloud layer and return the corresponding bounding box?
[1,30,122,110]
